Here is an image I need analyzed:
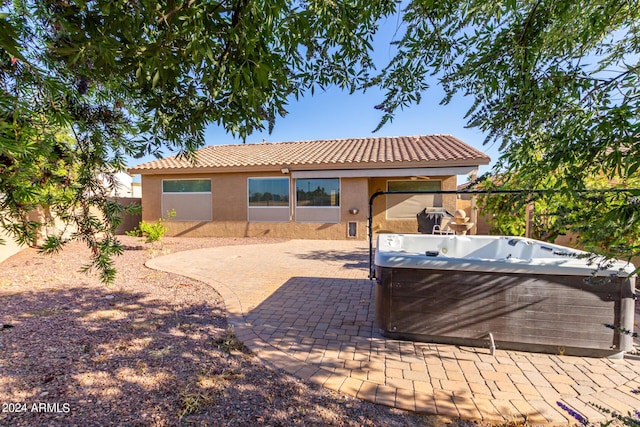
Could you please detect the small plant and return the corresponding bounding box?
[139,219,166,243]
[212,326,250,355]
[556,401,589,426]
[589,404,640,427]
[178,387,213,420]
[178,368,244,420]
[558,391,640,427]
[128,209,176,243]
[603,323,639,338]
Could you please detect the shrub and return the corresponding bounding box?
[128,210,176,243]
[124,228,141,237]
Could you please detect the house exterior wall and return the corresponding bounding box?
[141,173,371,239]
[141,173,464,239]
[141,174,163,221]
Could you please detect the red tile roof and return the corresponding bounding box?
[128,135,490,174]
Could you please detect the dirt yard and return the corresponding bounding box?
[0,236,463,427]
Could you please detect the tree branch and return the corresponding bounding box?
[157,0,198,24]
[517,0,543,47]
[580,65,640,104]
[220,0,249,64]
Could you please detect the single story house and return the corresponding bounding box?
[127,135,490,240]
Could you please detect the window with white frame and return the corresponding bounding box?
[386,180,442,219]
[162,179,212,221]
[295,178,340,223]
[247,177,290,222]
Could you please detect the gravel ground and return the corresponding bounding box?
[0,236,470,427]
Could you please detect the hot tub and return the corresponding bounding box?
[374,234,637,358]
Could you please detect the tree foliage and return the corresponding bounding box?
[1,0,395,282]
[3,0,640,283]
[478,175,640,262]
[372,0,640,261]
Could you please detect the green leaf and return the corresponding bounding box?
[152,70,161,89]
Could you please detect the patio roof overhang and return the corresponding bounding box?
[290,166,479,179]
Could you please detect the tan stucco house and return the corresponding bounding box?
[127,135,490,239]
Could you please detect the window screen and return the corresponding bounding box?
[386,180,442,219]
[161,179,212,221]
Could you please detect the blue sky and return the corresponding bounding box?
[128,14,502,183]
[199,84,499,184]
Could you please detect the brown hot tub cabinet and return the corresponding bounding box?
[374,234,637,358]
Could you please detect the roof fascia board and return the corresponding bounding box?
[128,160,488,176]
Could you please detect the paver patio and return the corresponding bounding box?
[147,240,640,425]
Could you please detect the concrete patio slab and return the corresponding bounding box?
[147,240,640,425]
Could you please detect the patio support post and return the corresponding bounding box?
[368,191,385,280]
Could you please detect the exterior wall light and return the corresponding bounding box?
[349,208,359,215]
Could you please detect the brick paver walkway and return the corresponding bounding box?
[147,240,640,425]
